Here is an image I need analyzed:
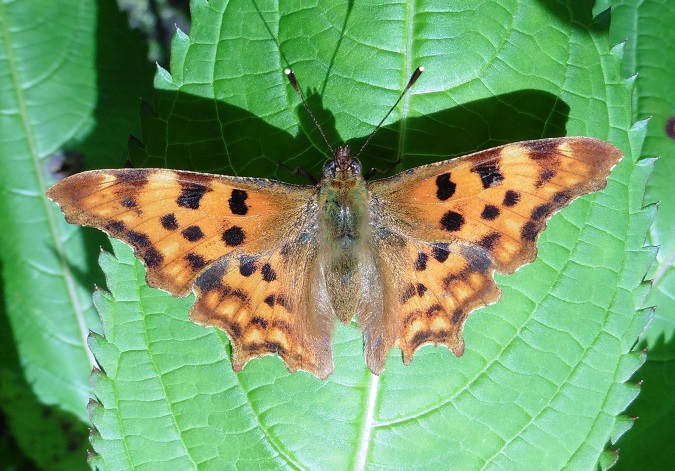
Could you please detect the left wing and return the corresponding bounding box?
[48,168,335,378]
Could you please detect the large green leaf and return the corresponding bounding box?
[608,0,675,469]
[0,0,97,420]
[0,0,153,467]
[83,1,652,469]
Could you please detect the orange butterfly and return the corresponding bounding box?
[47,68,622,379]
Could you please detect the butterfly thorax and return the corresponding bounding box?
[317,146,375,323]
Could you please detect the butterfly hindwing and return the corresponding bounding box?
[362,232,502,373]
[190,234,335,378]
[367,137,622,367]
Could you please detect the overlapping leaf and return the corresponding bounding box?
[608,0,675,468]
[0,0,153,467]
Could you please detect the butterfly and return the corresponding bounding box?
[47,68,623,379]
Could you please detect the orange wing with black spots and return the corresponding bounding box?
[190,244,334,378]
[47,168,336,377]
[364,137,622,371]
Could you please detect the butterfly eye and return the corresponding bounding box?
[349,159,362,175]
[323,160,337,178]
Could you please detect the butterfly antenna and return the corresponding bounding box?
[354,66,424,160]
[285,68,335,154]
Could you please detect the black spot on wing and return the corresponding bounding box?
[435,173,456,200]
[143,247,163,267]
[536,168,556,187]
[414,252,428,271]
[229,321,242,338]
[411,329,432,347]
[177,182,210,209]
[402,311,418,327]
[104,222,165,268]
[181,225,205,242]
[239,256,257,276]
[553,191,571,204]
[230,289,249,302]
[251,316,268,329]
[219,284,232,300]
[127,231,151,249]
[160,213,178,231]
[261,263,277,282]
[480,204,500,220]
[186,253,207,271]
[229,189,249,215]
[503,190,521,207]
[478,232,501,251]
[263,294,291,311]
[442,273,459,290]
[431,243,449,263]
[531,204,553,221]
[401,284,416,303]
[223,226,245,246]
[272,318,293,333]
[400,283,428,304]
[105,220,127,234]
[243,340,281,354]
[410,329,450,349]
[440,210,465,232]
[264,341,286,354]
[471,162,504,188]
[426,304,442,317]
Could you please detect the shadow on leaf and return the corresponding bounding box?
[129,87,570,185]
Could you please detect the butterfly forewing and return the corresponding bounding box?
[48,169,308,292]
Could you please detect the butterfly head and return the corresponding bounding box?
[322,146,362,180]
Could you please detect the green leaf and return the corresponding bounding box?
[0,0,97,420]
[84,1,651,469]
[607,0,675,469]
[613,1,675,350]
[0,0,153,466]
[0,369,90,471]
[0,293,90,471]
